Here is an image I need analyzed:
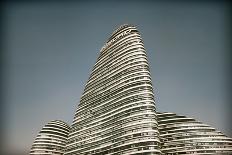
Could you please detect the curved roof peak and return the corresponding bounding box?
[111,24,136,36]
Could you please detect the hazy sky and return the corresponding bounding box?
[2,0,231,154]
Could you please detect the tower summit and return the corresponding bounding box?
[65,24,161,154]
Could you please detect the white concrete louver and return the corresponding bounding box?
[64,24,161,155]
[30,120,70,155]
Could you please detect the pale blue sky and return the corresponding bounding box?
[2,1,231,154]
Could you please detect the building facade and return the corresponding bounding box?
[30,120,70,155]
[31,24,232,155]
[157,112,232,154]
[64,24,161,155]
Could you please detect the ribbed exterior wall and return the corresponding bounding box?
[30,120,70,155]
[65,24,161,155]
[157,112,232,154]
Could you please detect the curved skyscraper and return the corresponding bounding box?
[30,120,70,155]
[65,24,161,155]
[157,112,232,154]
[30,24,232,155]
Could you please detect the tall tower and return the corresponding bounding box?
[65,24,161,155]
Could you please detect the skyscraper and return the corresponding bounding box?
[30,24,232,155]
[30,120,70,155]
[64,24,161,154]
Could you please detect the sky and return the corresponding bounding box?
[2,0,232,154]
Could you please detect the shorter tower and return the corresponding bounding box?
[30,120,70,155]
[157,112,232,154]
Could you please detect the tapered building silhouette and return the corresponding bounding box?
[30,120,70,155]
[31,24,232,155]
[64,24,161,154]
